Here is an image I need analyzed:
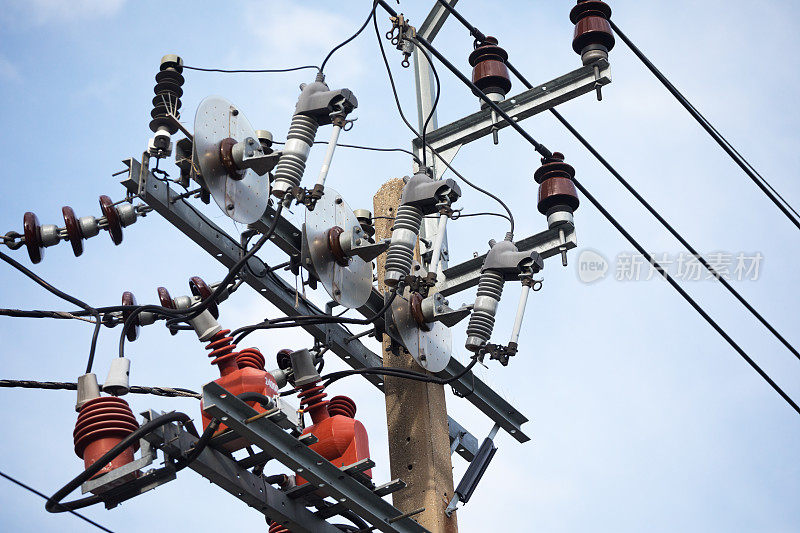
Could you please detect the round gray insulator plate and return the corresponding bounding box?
[392,293,452,372]
[305,187,372,309]
[194,95,269,223]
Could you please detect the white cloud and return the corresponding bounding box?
[9,0,126,24]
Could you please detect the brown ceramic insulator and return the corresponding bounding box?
[327,395,357,418]
[538,177,580,215]
[236,347,266,370]
[61,206,84,257]
[326,226,349,267]
[23,212,44,264]
[409,292,431,332]
[73,396,139,478]
[533,152,576,184]
[219,137,245,181]
[570,0,615,54]
[99,195,123,245]
[468,36,512,98]
[189,276,219,319]
[156,287,175,309]
[121,291,140,342]
[276,348,293,371]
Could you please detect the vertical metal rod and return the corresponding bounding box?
[509,284,530,345]
[315,125,342,188]
[428,214,448,276]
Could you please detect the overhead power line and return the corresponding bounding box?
[0,470,115,533]
[0,379,200,399]
[373,0,800,416]
[609,19,800,232]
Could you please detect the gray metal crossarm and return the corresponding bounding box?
[413,60,611,154]
[143,416,339,533]
[202,382,430,533]
[439,223,577,296]
[120,158,508,453]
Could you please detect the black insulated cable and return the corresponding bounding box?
[503,53,800,365]
[0,250,102,374]
[571,176,800,416]
[609,19,800,232]
[0,470,114,533]
[319,1,379,73]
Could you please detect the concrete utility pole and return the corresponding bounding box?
[374,179,458,533]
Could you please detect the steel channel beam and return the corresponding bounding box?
[413,60,611,154]
[202,382,429,533]
[439,223,577,297]
[120,159,485,456]
[144,419,339,533]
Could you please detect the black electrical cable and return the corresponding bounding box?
[372,14,516,234]
[548,108,800,363]
[320,1,379,73]
[375,1,552,159]
[571,176,800,416]
[118,203,285,359]
[434,0,486,42]
[420,28,442,168]
[230,290,399,344]
[499,52,800,364]
[183,65,320,74]
[398,0,800,414]
[46,411,199,513]
[272,140,421,164]
[608,19,800,232]
[0,379,200,399]
[0,250,102,374]
[0,470,115,533]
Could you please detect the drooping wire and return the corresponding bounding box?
[319,1,379,73]
[271,140,421,164]
[372,13,515,234]
[609,19,800,232]
[182,65,320,74]
[118,203,285,360]
[0,470,114,533]
[0,250,101,375]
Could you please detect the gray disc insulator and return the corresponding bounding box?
[384,203,423,287]
[465,270,504,351]
[271,114,319,197]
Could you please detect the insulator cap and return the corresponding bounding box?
[570,1,615,55]
[535,152,580,215]
[468,36,512,99]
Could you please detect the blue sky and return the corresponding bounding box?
[1,1,799,531]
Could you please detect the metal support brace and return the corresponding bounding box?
[120,158,487,455]
[143,416,340,533]
[439,223,577,296]
[202,382,429,533]
[412,60,611,155]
